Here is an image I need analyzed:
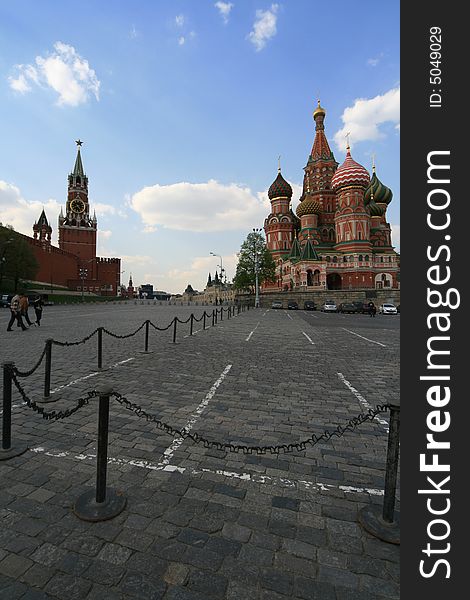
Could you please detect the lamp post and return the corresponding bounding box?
[209,252,224,281]
[252,228,262,308]
[79,267,88,302]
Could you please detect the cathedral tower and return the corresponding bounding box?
[58,140,97,261]
[264,165,296,261]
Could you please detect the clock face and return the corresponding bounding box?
[71,199,85,213]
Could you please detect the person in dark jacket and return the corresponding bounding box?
[33,295,44,326]
[368,301,376,317]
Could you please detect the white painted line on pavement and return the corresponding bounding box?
[337,372,389,429]
[156,364,232,468]
[341,327,387,347]
[245,322,260,342]
[262,309,269,317]
[29,446,384,496]
[50,357,135,395]
[286,313,293,320]
[302,331,315,345]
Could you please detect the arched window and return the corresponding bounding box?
[343,256,347,263]
[365,255,370,262]
[359,255,363,262]
[333,256,337,263]
[326,256,331,262]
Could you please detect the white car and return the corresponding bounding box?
[378,303,398,315]
[321,300,337,312]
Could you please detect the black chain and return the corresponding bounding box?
[149,320,175,332]
[12,346,48,378]
[111,392,390,455]
[10,371,98,421]
[102,322,146,339]
[52,328,99,347]
[176,316,191,324]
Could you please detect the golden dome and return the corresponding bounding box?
[313,99,326,119]
[296,197,321,217]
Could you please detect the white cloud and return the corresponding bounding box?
[175,14,185,27]
[130,179,289,232]
[0,180,61,244]
[178,36,186,46]
[215,2,234,24]
[247,4,279,51]
[129,25,139,39]
[334,87,400,151]
[8,42,100,106]
[367,53,384,67]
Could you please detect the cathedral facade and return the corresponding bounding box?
[27,142,121,295]
[263,102,399,291]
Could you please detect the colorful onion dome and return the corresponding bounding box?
[364,170,393,205]
[331,147,370,191]
[268,171,293,199]
[368,199,385,217]
[296,195,321,217]
[313,99,326,119]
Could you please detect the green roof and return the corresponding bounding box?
[289,238,302,260]
[73,148,85,176]
[300,238,319,261]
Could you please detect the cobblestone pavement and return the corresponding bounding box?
[0,303,400,599]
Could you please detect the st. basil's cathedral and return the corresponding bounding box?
[263,101,399,291]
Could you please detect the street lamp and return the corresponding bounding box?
[209,252,224,282]
[252,228,262,308]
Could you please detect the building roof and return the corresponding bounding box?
[310,100,335,162]
[364,169,393,205]
[300,238,319,261]
[288,237,302,261]
[72,147,85,177]
[268,170,293,200]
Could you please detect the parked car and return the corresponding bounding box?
[321,300,337,312]
[352,301,370,314]
[287,300,299,310]
[271,300,283,309]
[303,300,316,311]
[338,302,357,314]
[0,294,13,308]
[378,303,398,315]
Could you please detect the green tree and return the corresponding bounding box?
[233,231,275,292]
[0,224,39,291]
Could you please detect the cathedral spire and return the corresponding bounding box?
[309,100,334,162]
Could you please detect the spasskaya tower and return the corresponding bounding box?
[58,140,97,261]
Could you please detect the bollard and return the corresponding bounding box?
[173,317,177,343]
[74,385,126,521]
[190,314,194,336]
[97,327,103,369]
[212,309,215,327]
[140,320,153,354]
[42,339,54,401]
[227,307,231,319]
[1,363,28,461]
[215,309,218,325]
[203,312,206,330]
[220,308,223,321]
[358,399,400,544]
[238,304,241,315]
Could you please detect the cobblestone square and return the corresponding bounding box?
[1,302,400,599]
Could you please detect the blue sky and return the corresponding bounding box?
[0,1,399,293]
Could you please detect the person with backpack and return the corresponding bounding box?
[6,293,27,331]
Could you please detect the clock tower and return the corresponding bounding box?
[58,140,97,261]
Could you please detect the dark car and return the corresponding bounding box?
[287,300,299,310]
[352,301,369,314]
[303,300,316,311]
[339,302,358,314]
[0,294,13,308]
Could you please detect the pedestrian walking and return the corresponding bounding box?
[33,294,44,326]
[368,301,376,317]
[19,292,34,326]
[6,293,27,331]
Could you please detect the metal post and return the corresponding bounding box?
[358,400,400,544]
[215,309,218,324]
[1,362,27,460]
[173,317,177,343]
[383,404,400,523]
[190,314,194,336]
[98,327,103,369]
[74,385,126,521]
[220,308,223,321]
[212,309,215,326]
[43,339,52,399]
[203,312,206,330]
[144,320,149,352]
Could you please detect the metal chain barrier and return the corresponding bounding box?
[149,320,176,332]
[10,370,98,421]
[13,346,48,378]
[52,328,99,347]
[102,322,146,339]
[111,391,390,455]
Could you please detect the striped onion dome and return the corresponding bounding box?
[296,195,322,217]
[364,171,393,205]
[331,147,370,191]
[268,171,293,199]
[368,199,386,217]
